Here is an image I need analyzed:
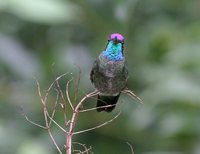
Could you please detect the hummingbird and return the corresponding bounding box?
[90,33,128,112]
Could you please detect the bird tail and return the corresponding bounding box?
[96,93,120,112]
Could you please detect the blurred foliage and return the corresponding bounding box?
[0,0,200,153]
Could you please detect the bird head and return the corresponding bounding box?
[108,33,124,44]
[102,33,124,61]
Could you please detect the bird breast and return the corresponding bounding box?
[99,55,125,77]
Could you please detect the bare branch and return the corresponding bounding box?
[80,147,92,154]
[66,77,74,110]
[46,112,66,132]
[36,78,65,154]
[31,73,134,154]
[55,74,67,105]
[73,146,92,154]
[66,90,99,154]
[73,142,92,154]
[21,106,47,129]
[73,111,121,135]
[55,76,69,126]
[122,89,143,105]
[56,73,69,81]
[62,103,69,127]
[79,104,116,113]
[47,128,63,154]
[36,79,45,106]
[39,73,68,105]
[43,107,63,154]
[126,142,134,154]
[56,74,68,126]
[49,88,59,126]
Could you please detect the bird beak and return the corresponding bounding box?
[113,37,118,44]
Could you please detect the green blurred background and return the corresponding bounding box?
[0,0,200,154]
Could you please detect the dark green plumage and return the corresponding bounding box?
[90,33,128,112]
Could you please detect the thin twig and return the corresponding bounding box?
[44,106,63,154]
[66,78,74,110]
[62,103,69,127]
[79,104,116,113]
[73,146,92,154]
[21,106,47,129]
[36,80,45,105]
[76,89,118,113]
[126,142,134,154]
[55,75,69,126]
[122,89,143,105]
[46,112,66,132]
[55,74,68,104]
[80,147,92,154]
[37,79,63,154]
[43,73,68,105]
[73,111,121,135]
[49,89,59,126]
[73,142,92,154]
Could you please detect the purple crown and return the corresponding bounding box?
[109,33,124,43]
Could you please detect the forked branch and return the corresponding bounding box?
[122,88,143,105]
[23,73,142,154]
[66,90,99,154]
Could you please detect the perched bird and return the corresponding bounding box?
[90,33,128,112]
